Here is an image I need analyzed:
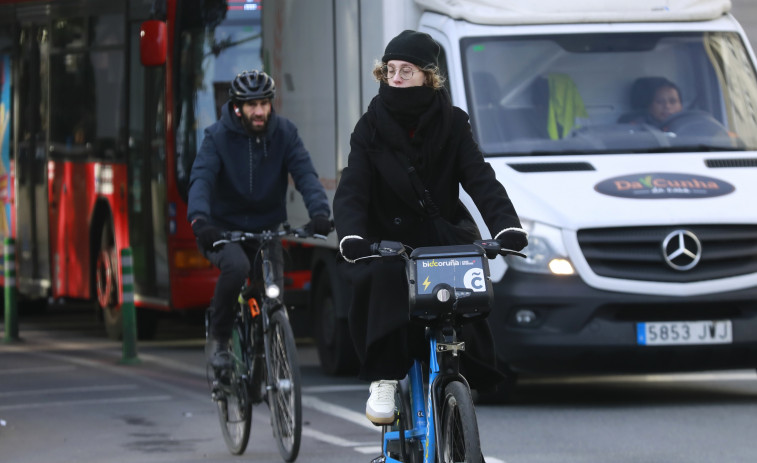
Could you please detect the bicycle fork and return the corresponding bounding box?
[380,336,468,463]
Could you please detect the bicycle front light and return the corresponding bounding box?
[266,284,281,299]
[505,220,575,276]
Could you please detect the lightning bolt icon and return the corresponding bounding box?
[423,276,430,291]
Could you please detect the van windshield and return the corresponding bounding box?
[462,32,757,156]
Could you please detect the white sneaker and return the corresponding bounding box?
[366,380,397,425]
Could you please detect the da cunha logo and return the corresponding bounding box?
[595,172,735,199]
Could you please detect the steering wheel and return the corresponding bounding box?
[659,110,730,139]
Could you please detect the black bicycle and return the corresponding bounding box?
[207,223,326,462]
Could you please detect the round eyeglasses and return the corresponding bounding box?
[382,65,418,81]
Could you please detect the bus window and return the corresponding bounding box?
[49,14,125,160]
[174,2,262,201]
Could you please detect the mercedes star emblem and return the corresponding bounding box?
[662,230,702,271]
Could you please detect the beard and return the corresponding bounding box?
[240,111,270,134]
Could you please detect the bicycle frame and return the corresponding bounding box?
[233,235,288,397]
[382,331,469,463]
[375,239,524,463]
[210,223,323,461]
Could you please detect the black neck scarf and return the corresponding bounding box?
[374,82,453,178]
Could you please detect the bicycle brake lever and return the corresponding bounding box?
[500,248,527,259]
[212,239,230,249]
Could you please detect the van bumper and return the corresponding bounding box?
[489,271,757,374]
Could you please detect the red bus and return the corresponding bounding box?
[0,0,267,338]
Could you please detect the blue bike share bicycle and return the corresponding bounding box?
[367,239,524,463]
[207,223,327,462]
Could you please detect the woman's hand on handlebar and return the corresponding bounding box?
[475,239,527,259]
[340,237,373,262]
[495,228,528,252]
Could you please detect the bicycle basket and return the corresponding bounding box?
[406,244,493,325]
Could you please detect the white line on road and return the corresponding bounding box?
[0,384,138,398]
[520,370,757,385]
[302,394,380,432]
[355,445,383,454]
[0,395,173,411]
[302,384,367,393]
[0,365,76,375]
[302,427,374,447]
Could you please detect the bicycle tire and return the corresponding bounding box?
[439,381,482,463]
[216,317,252,454]
[266,309,302,462]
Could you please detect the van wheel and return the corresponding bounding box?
[312,270,358,375]
[96,223,121,340]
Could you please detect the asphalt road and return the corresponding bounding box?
[0,306,378,463]
[3,306,757,463]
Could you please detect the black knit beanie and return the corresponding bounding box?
[382,30,440,69]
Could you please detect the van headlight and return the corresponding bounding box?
[505,220,575,276]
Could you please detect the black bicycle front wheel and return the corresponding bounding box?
[216,318,252,454]
[439,381,482,463]
[266,309,302,462]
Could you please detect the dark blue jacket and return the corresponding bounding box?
[187,101,330,231]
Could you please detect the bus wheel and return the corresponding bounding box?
[96,224,121,340]
[312,270,358,375]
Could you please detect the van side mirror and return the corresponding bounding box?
[140,20,167,66]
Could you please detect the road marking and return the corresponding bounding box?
[0,395,173,411]
[520,370,757,385]
[302,427,370,447]
[0,365,76,375]
[302,384,367,393]
[0,384,138,398]
[136,352,207,376]
[302,395,379,432]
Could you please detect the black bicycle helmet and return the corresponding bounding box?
[228,70,276,102]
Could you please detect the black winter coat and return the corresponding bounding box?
[187,101,330,231]
[333,90,522,388]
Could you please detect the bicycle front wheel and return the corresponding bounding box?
[216,318,252,454]
[439,381,482,463]
[266,309,302,462]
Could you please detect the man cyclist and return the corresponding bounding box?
[187,70,332,371]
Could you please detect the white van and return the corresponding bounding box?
[264,0,757,383]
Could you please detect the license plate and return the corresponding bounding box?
[637,320,732,346]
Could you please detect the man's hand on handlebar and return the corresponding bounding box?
[305,215,333,238]
[191,218,225,252]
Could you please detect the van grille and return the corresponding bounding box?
[577,225,757,282]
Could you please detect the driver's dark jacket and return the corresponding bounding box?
[187,101,330,230]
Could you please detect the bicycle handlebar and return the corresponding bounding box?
[370,239,527,260]
[211,223,329,249]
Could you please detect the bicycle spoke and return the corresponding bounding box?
[266,310,302,461]
[213,318,252,455]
